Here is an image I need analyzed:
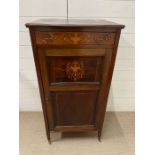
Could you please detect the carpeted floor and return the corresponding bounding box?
[20,112,135,155]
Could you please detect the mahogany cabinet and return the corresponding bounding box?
[26,19,125,143]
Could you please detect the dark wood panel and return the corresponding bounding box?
[54,125,97,132]
[37,49,56,132]
[52,91,98,126]
[28,28,51,143]
[45,48,105,56]
[49,83,100,91]
[46,56,103,83]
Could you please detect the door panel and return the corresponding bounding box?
[52,91,98,126]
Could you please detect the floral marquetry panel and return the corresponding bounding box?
[46,56,103,83]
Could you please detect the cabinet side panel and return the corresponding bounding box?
[28,28,51,141]
[95,30,121,139]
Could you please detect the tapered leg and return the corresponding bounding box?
[98,129,102,142]
[47,131,51,144]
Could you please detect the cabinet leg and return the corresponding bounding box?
[46,131,51,144]
[98,129,102,142]
[48,137,51,144]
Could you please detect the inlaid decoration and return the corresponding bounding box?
[36,32,115,45]
[66,60,84,81]
[47,56,103,83]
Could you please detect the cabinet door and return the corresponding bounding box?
[38,48,112,131]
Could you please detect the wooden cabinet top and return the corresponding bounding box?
[25,19,125,29]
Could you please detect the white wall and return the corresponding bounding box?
[19,0,135,111]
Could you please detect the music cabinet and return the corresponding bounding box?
[26,19,124,143]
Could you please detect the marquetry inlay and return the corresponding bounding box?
[66,60,84,81]
[36,32,116,45]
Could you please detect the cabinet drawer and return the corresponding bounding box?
[35,31,116,46]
